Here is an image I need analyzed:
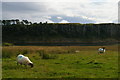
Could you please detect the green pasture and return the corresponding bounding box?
[2,45,118,78]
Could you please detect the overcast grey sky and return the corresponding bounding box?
[2,0,119,23]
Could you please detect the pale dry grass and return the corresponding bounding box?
[2,44,118,53]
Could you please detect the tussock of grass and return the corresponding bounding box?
[37,50,58,59]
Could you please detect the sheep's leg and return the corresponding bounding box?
[98,52,101,55]
[24,64,27,67]
[19,63,22,66]
[17,62,21,65]
[24,64,27,69]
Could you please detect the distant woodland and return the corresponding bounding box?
[2,19,120,45]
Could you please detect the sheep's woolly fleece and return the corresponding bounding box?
[98,48,105,53]
[17,54,33,65]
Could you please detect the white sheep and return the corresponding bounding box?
[16,54,33,67]
[98,47,106,54]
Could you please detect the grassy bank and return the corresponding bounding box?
[2,45,118,78]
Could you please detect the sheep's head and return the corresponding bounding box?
[28,63,33,68]
[103,47,105,49]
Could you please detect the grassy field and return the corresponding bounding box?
[2,45,118,78]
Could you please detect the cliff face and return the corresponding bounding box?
[2,23,120,44]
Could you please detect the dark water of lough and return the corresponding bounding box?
[14,42,119,46]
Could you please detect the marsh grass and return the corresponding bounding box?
[2,45,118,78]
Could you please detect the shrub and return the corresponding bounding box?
[2,43,14,46]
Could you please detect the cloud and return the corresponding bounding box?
[3,0,120,2]
[59,20,69,23]
[43,1,118,23]
[2,1,119,23]
[57,17,62,19]
[2,2,56,14]
[2,2,56,23]
[52,15,96,23]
